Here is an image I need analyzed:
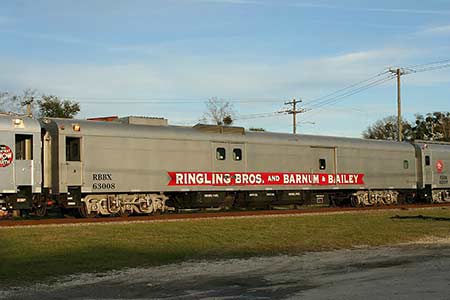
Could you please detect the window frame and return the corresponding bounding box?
[319,158,326,170]
[403,160,409,169]
[15,134,33,160]
[425,155,431,166]
[233,148,242,161]
[66,136,81,162]
[216,147,226,161]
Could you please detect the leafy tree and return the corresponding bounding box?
[200,97,235,126]
[37,95,80,118]
[362,115,413,141]
[412,112,450,142]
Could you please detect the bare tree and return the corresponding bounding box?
[0,89,38,115]
[200,97,235,126]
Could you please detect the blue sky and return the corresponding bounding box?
[1,0,449,137]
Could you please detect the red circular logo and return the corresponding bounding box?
[0,145,13,167]
[436,160,444,173]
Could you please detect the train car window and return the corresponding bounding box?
[233,148,242,161]
[66,137,81,161]
[319,159,326,170]
[403,160,409,169]
[425,155,430,166]
[216,147,226,160]
[15,134,33,160]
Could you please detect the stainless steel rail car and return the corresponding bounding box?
[38,117,449,217]
[1,114,448,217]
[0,115,42,215]
[414,141,450,202]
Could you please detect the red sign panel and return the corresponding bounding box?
[0,145,13,168]
[436,160,444,173]
[168,172,364,186]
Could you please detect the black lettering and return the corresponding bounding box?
[93,173,113,181]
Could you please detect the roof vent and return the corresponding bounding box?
[119,116,168,126]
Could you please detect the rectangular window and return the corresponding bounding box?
[403,160,409,169]
[319,158,326,170]
[15,134,33,160]
[66,137,81,161]
[216,147,226,160]
[425,155,430,166]
[233,148,242,161]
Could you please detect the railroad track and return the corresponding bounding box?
[2,203,450,227]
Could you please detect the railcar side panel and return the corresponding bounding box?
[81,135,212,193]
[337,147,417,189]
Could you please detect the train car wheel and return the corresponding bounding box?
[35,205,47,217]
[78,203,96,218]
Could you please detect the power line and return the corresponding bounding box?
[303,71,390,107]
[407,58,450,69]
[279,98,306,134]
[226,58,448,122]
[300,76,395,122]
[28,97,286,104]
[413,63,450,73]
[306,74,396,111]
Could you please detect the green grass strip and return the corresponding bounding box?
[1,208,450,286]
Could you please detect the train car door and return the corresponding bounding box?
[14,134,34,186]
[311,147,336,177]
[422,148,433,187]
[63,136,82,186]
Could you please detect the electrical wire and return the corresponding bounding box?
[29,97,285,104]
[413,63,450,73]
[306,74,396,111]
[407,58,450,69]
[303,70,390,107]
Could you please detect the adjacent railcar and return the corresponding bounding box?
[0,115,42,215]
[414,142,450,202]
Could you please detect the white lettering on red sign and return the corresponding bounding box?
[0,145,13,168]
[168,172,364,186]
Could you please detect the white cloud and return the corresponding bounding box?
[197,1,450,15]
[417,25,450,35]
[0,48,408,99]
[1,46,447,136]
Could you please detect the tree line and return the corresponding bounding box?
[2,89,446,142]
[0,89,80,118]
[363,112,450,142]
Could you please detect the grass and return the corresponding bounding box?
[1,207,450,287]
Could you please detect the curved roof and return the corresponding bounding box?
[0,114,41,133]
[43,117,416,151]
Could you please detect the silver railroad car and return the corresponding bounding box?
[0,114,42,215]
[41,118,426,216]
[414,141,450,202]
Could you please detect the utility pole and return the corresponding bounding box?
[280,98,305,134]
[388,68,407,142]
[22,96,34,117]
